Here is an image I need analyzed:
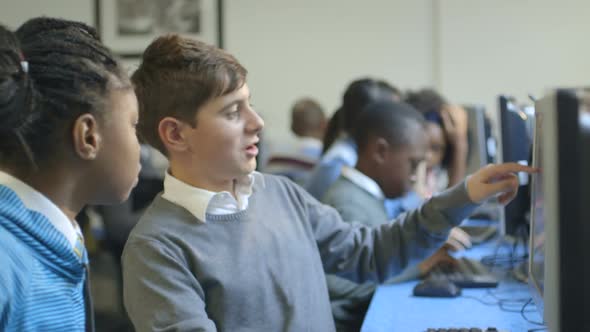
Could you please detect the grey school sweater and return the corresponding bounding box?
[122,174,477,332]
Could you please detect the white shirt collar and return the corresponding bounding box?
[0,171,80,247]
[340,166,385,200]
[161,171,265,222]
[298,136,323,149]
[323,136,357,166]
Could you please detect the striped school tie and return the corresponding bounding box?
[74,234,95,332]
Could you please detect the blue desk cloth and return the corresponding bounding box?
[361,232,545,332]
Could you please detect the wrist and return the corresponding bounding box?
[453,140,468,153]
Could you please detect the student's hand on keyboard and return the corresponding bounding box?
[466,163,538,204]
[418,246,458,276]
[445,227,472,251]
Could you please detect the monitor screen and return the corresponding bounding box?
[528,89,590,332]
[498,95,534,237]
[528,107,545,315]
[464,104,495,175]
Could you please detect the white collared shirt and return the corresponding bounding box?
[161,171,265,222]
[0,171,81,248]
[341,166,385,200]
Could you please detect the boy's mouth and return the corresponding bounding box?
[245,144,259,157]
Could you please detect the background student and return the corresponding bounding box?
[321,99,458,330]
[405,88,469,198]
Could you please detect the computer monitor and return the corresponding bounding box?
[463,105,501,221]
[498,95,534,237]
[528,89,590,332]
[464,104,496,175]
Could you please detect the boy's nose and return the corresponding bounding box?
[248,110,264,133]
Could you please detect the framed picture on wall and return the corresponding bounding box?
[95,0,222,57]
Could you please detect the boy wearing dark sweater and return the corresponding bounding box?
[122,34,535,332]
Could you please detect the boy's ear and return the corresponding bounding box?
[373,137,390,164]
[158,117,191,154]
[72,113,101,160]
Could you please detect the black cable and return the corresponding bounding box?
[521,298,546,326]
[461,295,500,306]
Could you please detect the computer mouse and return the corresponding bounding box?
[412,279,462,298]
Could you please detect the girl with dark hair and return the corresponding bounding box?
[0,18,141,331]
[405,89,468,198]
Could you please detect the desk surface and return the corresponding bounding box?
[361,235,545,332]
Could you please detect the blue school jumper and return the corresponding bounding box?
[0,185,92,331]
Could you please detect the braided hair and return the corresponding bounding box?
[0,17,130,169]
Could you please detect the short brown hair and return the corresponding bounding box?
[132,34,247,155]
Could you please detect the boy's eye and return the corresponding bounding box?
[226,109,239,119]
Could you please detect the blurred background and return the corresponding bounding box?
[2,0,589,142]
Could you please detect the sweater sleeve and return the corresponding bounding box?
[306,181,479,283]
[321,193,373,225]
[122,239,217,332]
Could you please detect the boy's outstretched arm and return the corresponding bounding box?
[311,163,536,283]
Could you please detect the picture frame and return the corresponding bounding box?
[95,0,223,57]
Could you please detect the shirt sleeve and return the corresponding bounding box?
[304,181,479,283]
[122,239,217,332]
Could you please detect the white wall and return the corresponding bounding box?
[437,0,590,119]
[2,0,589,140]
[225,0,434,140]
[0,0,93,29]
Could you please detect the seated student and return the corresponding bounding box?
[0,18,140,331]
[261,97,326,184]
[405,89,468,197]
[305,79,420,218]
[121,34,535,332]
[305,78,398,200]
[321,99,453,330]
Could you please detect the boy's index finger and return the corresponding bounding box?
[485,163,539,177]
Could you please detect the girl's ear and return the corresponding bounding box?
[158,117,191,154]
[72,113,101,160]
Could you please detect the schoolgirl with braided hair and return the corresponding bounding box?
[0,17,141,331]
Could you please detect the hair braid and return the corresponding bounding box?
[0,17,131,168]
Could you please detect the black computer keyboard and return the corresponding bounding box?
[426,257,499,288]
[425,328,505,332]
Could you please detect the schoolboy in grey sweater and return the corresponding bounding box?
[123,34,535,332]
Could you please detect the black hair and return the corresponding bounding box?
[353,99,425,153]
[0,25,31,134]
[0,17,130,169]
[404,88,452,167]
[404,88,447,115]
[322,78,398,153]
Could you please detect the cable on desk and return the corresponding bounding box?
[486,287,530,302]
[521,298,546,326]
[461,295,500,306]
[482,225,529,270]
